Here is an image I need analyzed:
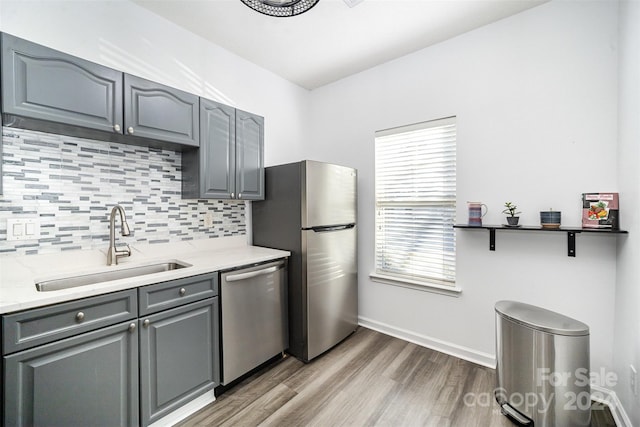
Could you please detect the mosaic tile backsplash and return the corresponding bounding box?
[0,128,246,256]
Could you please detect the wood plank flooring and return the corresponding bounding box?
[178,327,616,427]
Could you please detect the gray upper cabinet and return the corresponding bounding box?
[1,33,123,134]
[1,33,199,149]
[182,99,263,200]
[4,321,139,427]
[236,109,265,200]
[183,98,236,199]
[124,74,199,147]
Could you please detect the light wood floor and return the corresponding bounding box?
[178,327,616,427]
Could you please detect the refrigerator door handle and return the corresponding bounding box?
[306,224,355,233]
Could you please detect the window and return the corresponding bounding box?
[374,116,456,289]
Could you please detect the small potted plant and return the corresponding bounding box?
[502,202,521,226]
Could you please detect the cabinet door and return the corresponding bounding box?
[1,33,123,134]
[199,98,236,198]
[4,321,139,427]
[124,74,199,147]
[139,297,218,426]
[235,109,265,200]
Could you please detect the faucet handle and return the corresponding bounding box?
[116,244,131,258]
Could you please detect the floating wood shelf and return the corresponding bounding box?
[453,224,628,257]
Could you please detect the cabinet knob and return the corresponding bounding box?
[127,126,134,135]
[143,319,150,328]
[238,193,242,199]
[231,192,235,199]
[113,124,121,132]
[179,287,186,296]
[128,323,136,332]
[75,312,85,322]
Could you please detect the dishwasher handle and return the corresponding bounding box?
[225,262,285,282]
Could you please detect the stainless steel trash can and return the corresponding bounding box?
[495,301,591,427]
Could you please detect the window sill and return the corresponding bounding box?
[369,273,462,298]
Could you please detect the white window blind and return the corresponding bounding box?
[375,117,456,286]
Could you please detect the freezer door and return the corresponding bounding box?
[303,161,357,228]
[303,226,358,360]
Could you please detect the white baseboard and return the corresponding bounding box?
[149,390,215,427]
[591,384,633,427]
[358,316,496,368]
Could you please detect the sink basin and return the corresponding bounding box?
[35,261,191,292]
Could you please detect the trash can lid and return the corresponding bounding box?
[495,300,589,336]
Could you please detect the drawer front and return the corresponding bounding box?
[2,289,137,355]
[139,273,217,316]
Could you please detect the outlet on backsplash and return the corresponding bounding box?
[6,218,41,241]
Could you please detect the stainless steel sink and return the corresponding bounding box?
[35,261,191,292]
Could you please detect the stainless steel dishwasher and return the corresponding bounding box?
[220,259,288,385]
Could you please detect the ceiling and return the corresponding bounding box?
[133,0,547,90]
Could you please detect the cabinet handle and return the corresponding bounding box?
[127,126,134,135]
[238,193,242,199]
[231,192,235,198]
[113,124,121,132]
[179,287,186,296]
[75,312,85,322]
[128,323,136,332]
[143,319,150,328]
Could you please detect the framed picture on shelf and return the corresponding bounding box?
[582,192,619,229]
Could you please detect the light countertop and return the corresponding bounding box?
[0,236,289,314]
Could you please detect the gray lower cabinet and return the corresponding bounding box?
[1,33,123,134]
[124,74,199,147]
[138,272,219,426]
[182,99,264,200]
[2,274,221,427]
[139,297,219,426]
[2,289,139,427]
[4,321,139,427]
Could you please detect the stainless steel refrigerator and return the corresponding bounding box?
[252,160,358,362]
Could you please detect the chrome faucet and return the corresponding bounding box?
[107,205,131,266]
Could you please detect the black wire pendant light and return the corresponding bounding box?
[240,0,320,17]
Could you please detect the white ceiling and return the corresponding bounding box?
[133,0,547,90]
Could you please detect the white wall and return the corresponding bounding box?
[308,0,619,373]
[614,0,640,424]
[0,0,309,167]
